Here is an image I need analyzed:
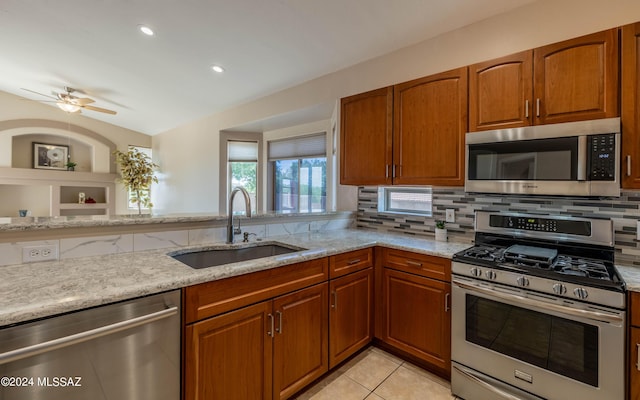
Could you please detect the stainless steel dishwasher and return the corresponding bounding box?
[0,289,180,400]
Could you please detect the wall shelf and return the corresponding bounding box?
[0,167,116,217]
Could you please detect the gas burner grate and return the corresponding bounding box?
[553,256,611,280]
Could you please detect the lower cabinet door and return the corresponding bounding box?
[382,268,451,372]
[329,268,373,368]
[185,301,273,400]
[631,327,640,399]
[273,283,329,400]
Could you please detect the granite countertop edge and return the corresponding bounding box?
[0,229,472,327]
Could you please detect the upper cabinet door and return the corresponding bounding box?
[393,67,468,186]
[469,51,533,131]
[534,29,619,125]
[340,87,393,185]
[622,22,640,189]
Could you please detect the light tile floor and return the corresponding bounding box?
[295,347,457,400]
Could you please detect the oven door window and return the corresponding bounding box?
[468,137,577,180]
[465,294,598,387]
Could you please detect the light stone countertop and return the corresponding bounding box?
[616,265,640,292]
[0,229,471,327]
[0,211,353,232]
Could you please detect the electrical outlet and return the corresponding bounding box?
[445,209,455,223]
[22,244,58,263]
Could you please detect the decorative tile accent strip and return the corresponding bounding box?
[357,186,640,267]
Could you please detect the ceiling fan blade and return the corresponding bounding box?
[21,88,57,100]
[74,97,95,105]
[83,104,117,115]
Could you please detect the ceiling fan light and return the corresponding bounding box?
[57,102,81,113]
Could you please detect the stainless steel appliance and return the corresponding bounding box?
[465,118,620,197]
[451,211,626,400]
[0,290,180,400]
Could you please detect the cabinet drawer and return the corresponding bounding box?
[631,291,640,327]
[382,248,450,282]
[329,248,373,278]
[184,257,328,323]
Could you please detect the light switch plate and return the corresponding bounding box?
[445,209,455,223]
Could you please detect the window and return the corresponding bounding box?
[128,146,152,210]
[269,133,327,213]
[227,140,258,214]
[377,186,433,216]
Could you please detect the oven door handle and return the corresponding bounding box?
[452,364,530,400]
[453,280,623,324]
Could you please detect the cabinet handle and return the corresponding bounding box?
[627,155,632,177]
[275,311,283,334]
[445,293,451,313]
[536,98,540,117]
[525,100,529,118]
[267,313,274,337]
[347,259,361,265]
[331,291,337,309]
[637,343,640,371]
[386,165,389,179]
[392,164,396,178]
[406,260,423,268]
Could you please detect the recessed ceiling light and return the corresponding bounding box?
[211,65,225,73]
[139,25,154,36]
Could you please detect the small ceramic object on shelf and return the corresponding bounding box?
[435,220,447,242]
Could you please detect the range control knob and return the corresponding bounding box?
[574,287,589,300]
[470,267,482,277]
[485,270,497,280]
[516,276,529,287]
[552,283,567,295]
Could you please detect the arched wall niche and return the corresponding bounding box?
[0,119,117,173]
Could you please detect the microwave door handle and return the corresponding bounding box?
[577,136,587,181]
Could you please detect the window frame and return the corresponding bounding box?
[267,132,328,214]
[377,186,433,216]
[219,131,263,214]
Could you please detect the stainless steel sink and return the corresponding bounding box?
[169,242,306,269]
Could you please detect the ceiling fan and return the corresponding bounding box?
[21,86,117,115]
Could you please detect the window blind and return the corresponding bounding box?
[268,133,326,161]
[228,140,258,162]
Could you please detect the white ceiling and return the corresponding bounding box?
[0,0,535,135]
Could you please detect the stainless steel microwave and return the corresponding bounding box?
[465,118,620,197]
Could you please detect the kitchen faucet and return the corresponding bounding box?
[227,186,252,243]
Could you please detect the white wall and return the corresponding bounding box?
[0,90,152,214]
[153,0,640,214]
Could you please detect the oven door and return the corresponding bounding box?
[451,276,625,400]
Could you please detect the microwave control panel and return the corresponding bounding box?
[588,134,616,180]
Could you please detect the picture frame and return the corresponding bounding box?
[33,142,69,170]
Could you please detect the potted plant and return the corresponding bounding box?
[113,148,158,215]
[435,220,447,242]
[65,161,77,171]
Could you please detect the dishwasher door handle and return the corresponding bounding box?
[0,305,178,365]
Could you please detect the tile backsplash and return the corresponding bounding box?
[357,186,640,267]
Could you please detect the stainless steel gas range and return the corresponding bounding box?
[451,211,626,400]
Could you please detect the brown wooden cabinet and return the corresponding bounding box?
[393,67,468,186]
[469,51,533,131]
[469,29,618,132]
[629,291,640,399]
[340,87,393,185]
[328,248,374,368]
[184,259,329,400]
[273,283,328,400]
[340,68,467,186]
[329,268,374,368]
[622,22,640,189]
[379,249,451,375]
